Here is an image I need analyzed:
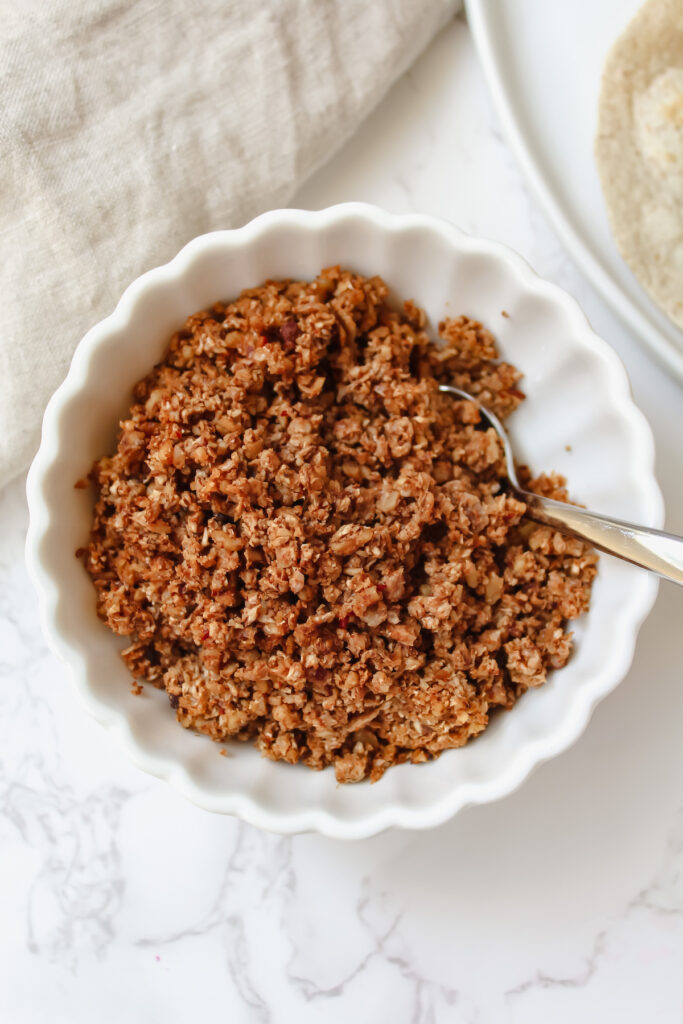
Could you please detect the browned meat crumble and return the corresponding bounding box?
[84,268,597,783]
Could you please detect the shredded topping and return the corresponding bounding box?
[84,268,597,782]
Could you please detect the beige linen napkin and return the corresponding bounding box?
[0,0,458,487]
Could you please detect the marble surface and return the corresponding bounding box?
[2,14,683,1023]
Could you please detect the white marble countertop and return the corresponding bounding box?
[2,15,682,1023]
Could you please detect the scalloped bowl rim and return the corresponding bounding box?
[25,203,662,838]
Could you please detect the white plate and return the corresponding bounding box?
[466,0,683,382]
[25,204,662,838]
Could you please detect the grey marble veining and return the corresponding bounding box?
[2,15,682,1023]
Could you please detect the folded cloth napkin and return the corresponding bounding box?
[0,0,458,487]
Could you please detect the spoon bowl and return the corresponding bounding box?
[439,384,683,586]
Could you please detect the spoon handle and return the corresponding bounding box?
[523,493,683,586]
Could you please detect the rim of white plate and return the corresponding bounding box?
[465,0,683,382]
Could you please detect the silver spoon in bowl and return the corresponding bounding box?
[439,384,683,586]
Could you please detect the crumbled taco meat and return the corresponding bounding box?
[84,268,596,782]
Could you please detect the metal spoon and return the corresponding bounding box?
[439,384,683,586]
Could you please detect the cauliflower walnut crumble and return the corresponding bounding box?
[84,268,596,783]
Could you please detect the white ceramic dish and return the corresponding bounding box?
[466,0,683,382]
[26,203,662,838]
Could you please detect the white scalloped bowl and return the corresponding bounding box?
[26,203,662,838]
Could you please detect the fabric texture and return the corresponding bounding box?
[0,0,458,487]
